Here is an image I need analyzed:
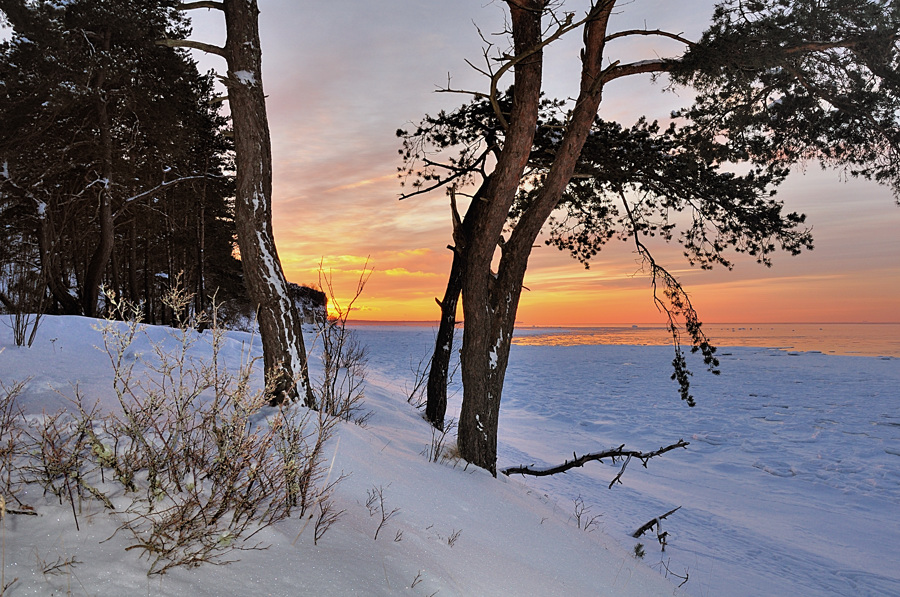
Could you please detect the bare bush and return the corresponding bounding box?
[366,485,399,541]
[311,261,372,424]
[0,378,26,505]
[313,498,344,546]
[1,252,47,348]
[91,289,337,573]
[423,418,458,464]
[0,286,338,574]
[19,401,108,531]
[572,496,602,533]
[405,352,430,410]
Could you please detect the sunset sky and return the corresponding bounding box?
[186,0,899,325]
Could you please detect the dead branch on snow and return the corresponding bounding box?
[500,439,689,488]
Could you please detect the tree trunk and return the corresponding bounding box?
[457,0,546,475]
[425,179,490,429]
[37,209,82,315]
[457,1,615,475]
[82,30,116,318]
[222,0,313,407]
[127,221,139,305]
[425,248,462,429]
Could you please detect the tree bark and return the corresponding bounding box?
[457,0,546,475]
[82,29,116,318]
[425,248,462,429]
[425,179,490,429]
[457,1,616,475]
[37,208,83,315]
[221,0,313,406]
[632,506,682,539]
[500,439,690,482]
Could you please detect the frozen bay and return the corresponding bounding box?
[1,317,897,595]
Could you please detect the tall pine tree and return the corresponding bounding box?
[0,0,241,320]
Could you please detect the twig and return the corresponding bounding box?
[632,506,682,538]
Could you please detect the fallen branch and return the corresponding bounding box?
[632,505,682,538]
[500,439,689,488]
[4,508,38,517]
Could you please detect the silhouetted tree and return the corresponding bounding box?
[402,0,899,473]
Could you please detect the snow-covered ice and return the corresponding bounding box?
[1,316,898,596]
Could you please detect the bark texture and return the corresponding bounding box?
[457,1,615,474]
[222,0,313,406]
[425,180,490,430]
[82,29,115,318]
[457,0,546,474]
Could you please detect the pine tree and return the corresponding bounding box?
[0,0,240,320]
[402,0,899,473]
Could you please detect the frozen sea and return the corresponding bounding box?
[2,317,898,595]
[359,321,900,596]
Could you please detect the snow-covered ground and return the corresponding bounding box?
[2,316,898,596]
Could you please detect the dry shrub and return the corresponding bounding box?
[0,286,339,574]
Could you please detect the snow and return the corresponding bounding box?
[233,70,257,86]
[2,316,899,596]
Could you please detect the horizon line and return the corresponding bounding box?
[346,320,900,326]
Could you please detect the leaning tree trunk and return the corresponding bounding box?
[457,1,614,475]
[222,0,313,407]
[425,248,463,429]
[37,208,82,315]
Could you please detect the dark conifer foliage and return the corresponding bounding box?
[0,0,241,322]
[400,0,899,472]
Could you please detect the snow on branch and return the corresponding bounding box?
[113,175,211,218]
[500,439,689,488]
[601,58,679,83]
[605,28,695,47]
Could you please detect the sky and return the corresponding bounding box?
[187,1,896,323]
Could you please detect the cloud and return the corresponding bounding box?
[383,267,439,278]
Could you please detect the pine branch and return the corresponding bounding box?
[605,28,695,47]
[157,38,226,58]
[179,1,225,10]
[500,439,689,487]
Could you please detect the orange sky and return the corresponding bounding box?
[186,1,900,325]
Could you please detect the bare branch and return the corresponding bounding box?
[602,58,677,83]
[782,33,900,55]
[113,175,211,218]
[178,1,224,10]
[442,7,595,129]
[605,28,695,47]
[500,439,690,486]
[435,87,490,100]
[398,147,492,201]
[633,506,681,538]
[156,38,226,58]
